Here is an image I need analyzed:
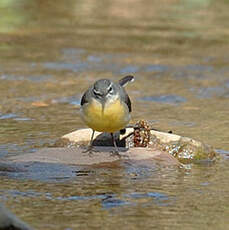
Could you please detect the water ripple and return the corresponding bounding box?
[138,94,187,105]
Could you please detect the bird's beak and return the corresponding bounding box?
[101,98,106,114]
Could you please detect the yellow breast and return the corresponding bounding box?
[81,98,130,132]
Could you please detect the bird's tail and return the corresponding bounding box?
[119,75,135,87]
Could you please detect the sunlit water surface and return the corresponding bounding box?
[0,0,229,229]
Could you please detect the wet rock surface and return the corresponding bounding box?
[5,146,180,167]
[60,127,218,164]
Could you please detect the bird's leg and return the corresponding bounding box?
[110,132,121,157]
[83,130,95,156]
[89,129,95,147]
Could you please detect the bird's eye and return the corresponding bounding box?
[108,86,113,94]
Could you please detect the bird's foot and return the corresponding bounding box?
[110,149,122,158]
[83,146,98,157]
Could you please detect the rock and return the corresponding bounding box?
[61,128,218,164]
[0,204,33,230]
[7,146,180,167]
[4,127,217,168]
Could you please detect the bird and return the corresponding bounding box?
[80,75,134,155]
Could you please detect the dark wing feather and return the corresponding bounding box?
[118,76,134,112]
[125,94,132,112]
[119,86,131,112]
[80,89,91,106]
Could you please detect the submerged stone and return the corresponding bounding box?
[61,127,218,164]
[2,125,218,168]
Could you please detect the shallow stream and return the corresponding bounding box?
[0,1,228,229]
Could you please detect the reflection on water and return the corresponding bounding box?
[0,161,228,230]
[0,0,229,229]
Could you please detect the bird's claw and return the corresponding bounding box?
[83,146,97,157]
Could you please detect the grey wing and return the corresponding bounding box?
[80,88,91,106]
[119,87,132,112]
[118,76,133,112]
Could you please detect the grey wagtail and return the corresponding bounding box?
[80,75,134,154]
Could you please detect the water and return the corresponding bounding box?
[0,0,229,229]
